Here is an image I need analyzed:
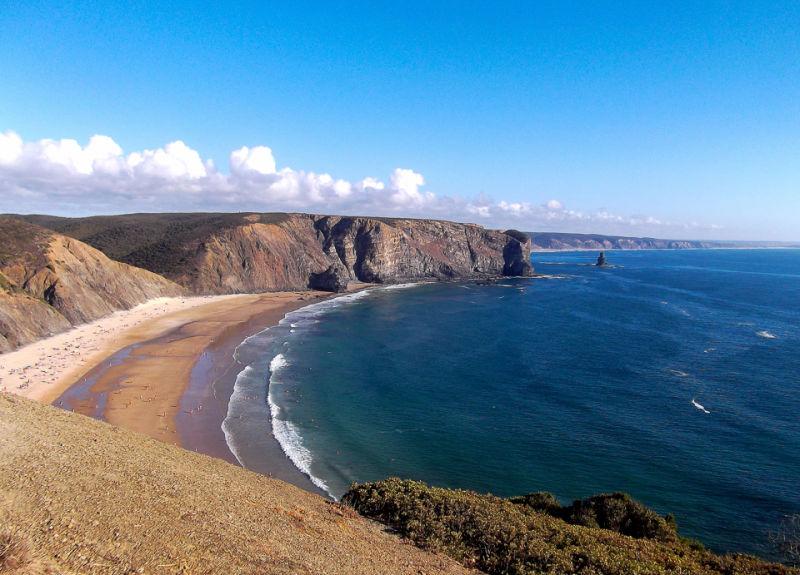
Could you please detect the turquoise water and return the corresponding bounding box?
[227,250,800,557]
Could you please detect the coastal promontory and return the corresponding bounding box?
[0,213,532,351]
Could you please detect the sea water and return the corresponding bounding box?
[225,249,800,557]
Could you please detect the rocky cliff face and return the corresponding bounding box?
[0,213,532,350]
[0,288,71,353]
[0,218,184,352]
[25,213,532,295]
[185,214,532,294]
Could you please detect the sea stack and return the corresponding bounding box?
[596,251,607,267]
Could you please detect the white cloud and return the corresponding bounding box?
[230,145,276,175]
[0,131,23,165]
[388,168,431,206]
[126,141,209,179]
[0,130,721,237]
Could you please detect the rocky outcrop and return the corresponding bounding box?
[33,213,533,295]
[308,263,350,293]
[0,218,184,352]
[0,213,533,349]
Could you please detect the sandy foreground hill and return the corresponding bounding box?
[0,393,472,575]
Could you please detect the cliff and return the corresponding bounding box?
[0,393,471,574]
[0,217,184,352]
[22,213,533,294]
[0,213,531,351]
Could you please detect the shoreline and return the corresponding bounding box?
[50,292,333,493]
[37,286,374,496]
[0,295,246,402]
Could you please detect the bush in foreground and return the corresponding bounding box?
[343,478,797,575]
[510,491,678,542]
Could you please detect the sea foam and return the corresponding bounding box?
[221,364,259,466]
[267,353,333,496]
[223,283,423,499]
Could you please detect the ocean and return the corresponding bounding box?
[223,249,800,557]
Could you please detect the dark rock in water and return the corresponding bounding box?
[308,264,350,292]
[596,251,607,267]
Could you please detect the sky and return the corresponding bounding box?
[1,1,799,240]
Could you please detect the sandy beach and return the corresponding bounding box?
[0,295,244,402]
[51,293,324,432]
[1,287,376,496]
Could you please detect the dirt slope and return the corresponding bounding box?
[0,393,473,575]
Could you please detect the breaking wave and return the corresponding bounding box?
[222,283,423,499]
[267,353,332,495]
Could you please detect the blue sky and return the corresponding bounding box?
[1,1,799,239]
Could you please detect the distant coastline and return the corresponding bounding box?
[528,231,800,251]
[535,245,800,252]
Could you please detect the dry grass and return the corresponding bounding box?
[0,393,471,575]
[0,524,55,575]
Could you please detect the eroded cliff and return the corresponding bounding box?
[0,217,184,351]
[24,213,534,295]
[1,213,532,350]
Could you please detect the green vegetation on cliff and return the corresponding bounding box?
[344,478,795,575]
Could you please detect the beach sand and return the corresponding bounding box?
[2,287,374,494]
[56,290,334,491]
[0,295,244,402]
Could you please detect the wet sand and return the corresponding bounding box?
[54,291,334,493]
[0,295,245,402]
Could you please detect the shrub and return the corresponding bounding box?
[511,491,678,542]
[344,478,798,575]
[509,491,561,515]
[562,492,678,542]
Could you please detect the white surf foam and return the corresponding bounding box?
[756,330,777,339]
[223,282,424,499]
[267,353,333,496]
[221,364,259,466]
[269,353,289,374]
[381,282,423,290]
[670,369,689,377]
[692,398,711,414]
